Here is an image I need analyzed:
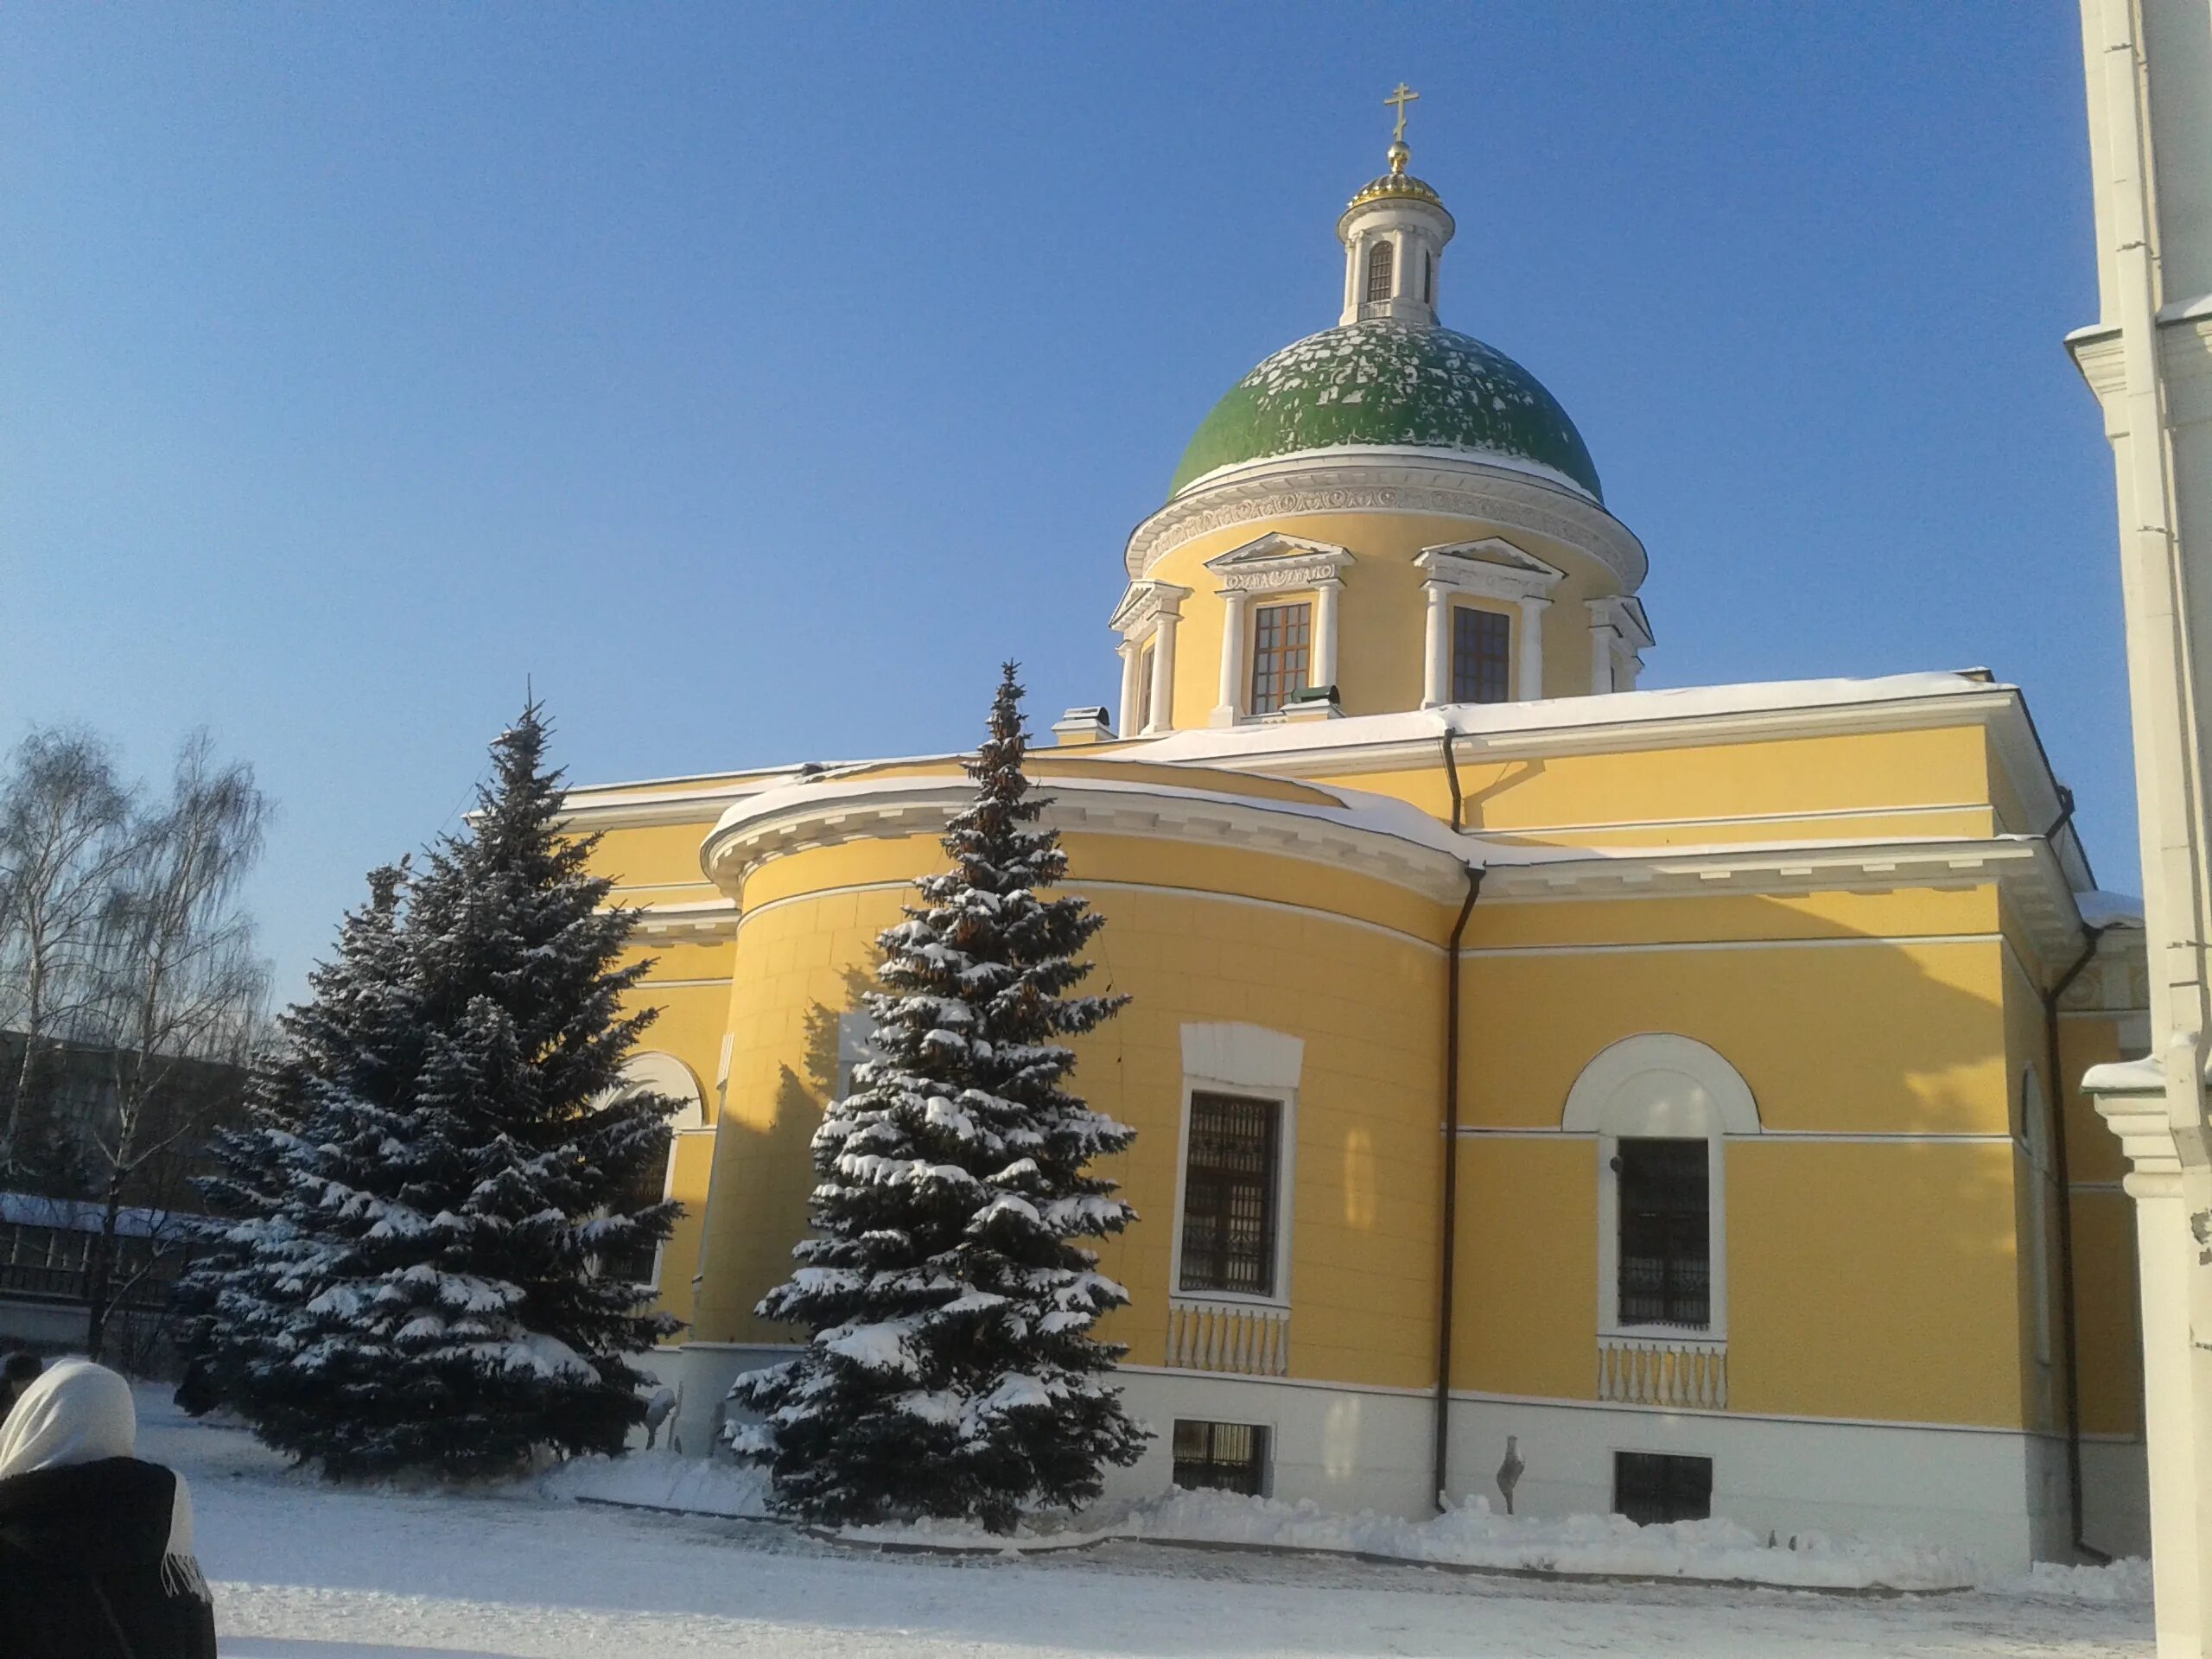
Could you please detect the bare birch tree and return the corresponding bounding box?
[0,730,135,1179]
[81,735,269,1361]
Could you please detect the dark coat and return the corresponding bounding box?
[0,1457,218,1659]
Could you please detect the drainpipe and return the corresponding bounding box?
[2038,783,2109,1561]
[1433,728,1483,1510]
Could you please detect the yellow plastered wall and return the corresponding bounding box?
[1446,885,2031,1426]
[1730,1141,2026,1425]
[581,812,739,1336]
[1136,510,1622,727]
[590,820,725,890]
[1997,930,2060,1432]
[1459,928,2012,1137]
[2057,1012,2146,1439]
[1453,1138,1595,1400]
[1325,726,1995,848]
[697,833,1452,1391]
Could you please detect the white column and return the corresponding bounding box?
[2099,1085,2208,1652]
[1313,576,1344,690]
[1116,641,1141,739]
[1588,603,1619,696]
[1147,617,1179,734]
[1212,588,1251,728]
[1514,595,1548,702]
[1421,580,1452,708]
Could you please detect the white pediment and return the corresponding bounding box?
[1203,533,1355,592]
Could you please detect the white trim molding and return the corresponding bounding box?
[1563,1034,1759,1350]
[1586,594,1655,695]
[1414,540,1565,707]
[1204,536,1354,727]
[702,774,1473,907]
[619,1051,709,1132]
[621,897,740,946]
[1125,448,1649,593]
[1109,580,1192,735]
[1170,1022,1304,1324]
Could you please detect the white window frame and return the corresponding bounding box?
[1170,1414,1278,1498]
[2019,1068,2056,1371]
[836,1009,881,1102]
[1170,1022,1303,1310]
[1562,1034,1760,1342]
[609,1051,709,1294]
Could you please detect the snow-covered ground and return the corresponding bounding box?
[137,1389,2155,1657]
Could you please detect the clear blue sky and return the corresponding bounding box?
[2,4,2127,1000]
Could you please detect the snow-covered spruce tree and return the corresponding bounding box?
[181,706,680,1478]
[730,664,1146,1531]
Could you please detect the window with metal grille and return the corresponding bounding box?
[1173,1419,1270,1497]
[1617,1138,1710,1327]
[1249,601,1312,716]
[1452,607,1512,704]
[1179,1090,1281,1296]
[1366,239,1395,302]
[601,1149,670,1290]
[1136,640,1155,733]
[1614,1451,1712,1525]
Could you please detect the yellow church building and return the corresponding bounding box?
[563,117,2152,1571]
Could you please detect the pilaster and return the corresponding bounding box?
[2092,1056,2212,1654]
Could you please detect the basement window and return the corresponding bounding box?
[1173,1419,1270,1497]
[1614,1451,1712,1526]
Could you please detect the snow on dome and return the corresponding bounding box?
[1168,321,1603,500]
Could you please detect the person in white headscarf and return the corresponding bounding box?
[0,1358,217,1658]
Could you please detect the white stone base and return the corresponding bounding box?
[2082,1435,2152,1560]
[1442,1393,2064,1573]
[649,1344,2144,1573]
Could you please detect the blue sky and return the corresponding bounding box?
[2,4,2126,999]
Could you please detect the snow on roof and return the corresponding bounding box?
[708,766,1480,869]
[0,1190,175,1238]
[1135,672,2005,767]
[2077,889,2145,930]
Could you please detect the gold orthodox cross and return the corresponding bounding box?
[1385,82,1420,143]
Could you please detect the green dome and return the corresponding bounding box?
[1169,321,1603,502]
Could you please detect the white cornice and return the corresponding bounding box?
[1124,449,1648,592]
[1135,679,2089,892]
[1108,579,1192,637]
[1482,836,2089,968]
[701,777,1474,908]
[618,897,741,945]
[2068,314,2212,406]
[560,776,796,832]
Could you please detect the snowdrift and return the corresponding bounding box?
[540,1456,2147,1599]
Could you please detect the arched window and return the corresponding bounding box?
[597,1052,707,1293]
[2021,1071,2056,1374]
[1365,239,1395,302]
[1423,250,1434,302]
[1562,1034,1760,1338]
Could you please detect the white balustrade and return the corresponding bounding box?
[1597,1332,1727,1409]
[1166,1297,1290,1377]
